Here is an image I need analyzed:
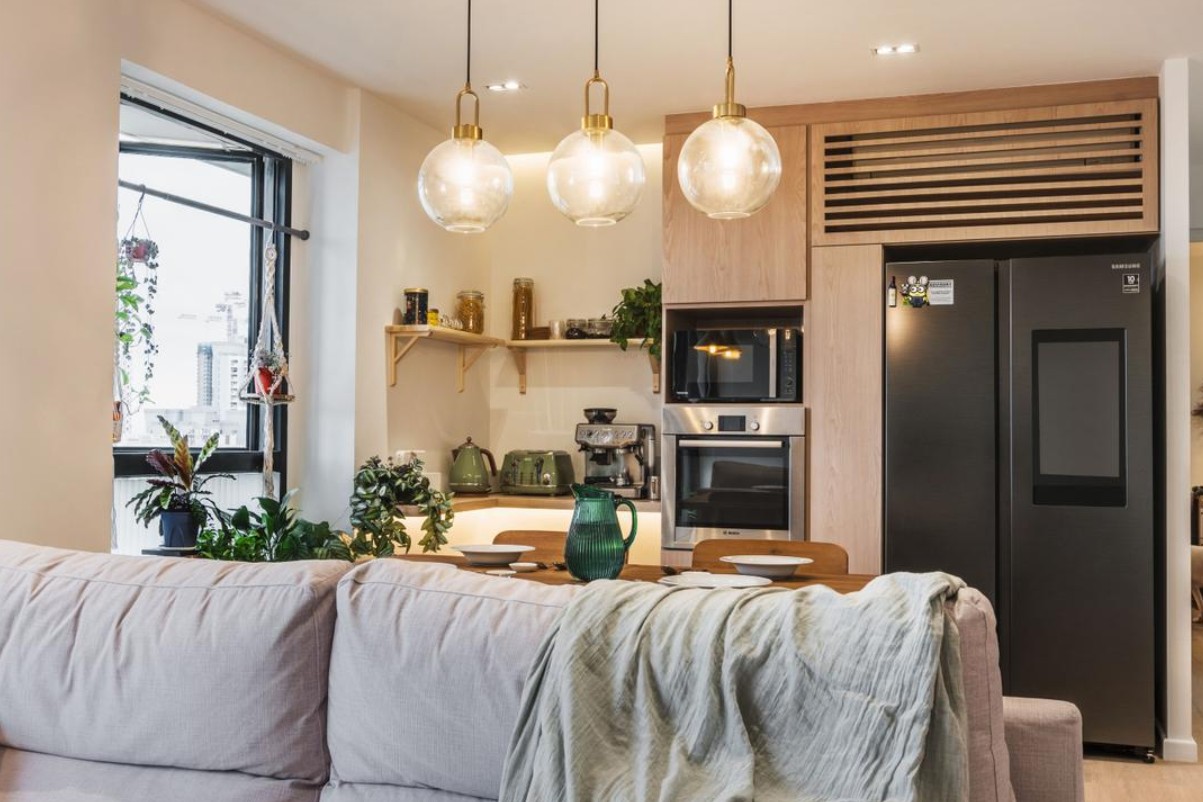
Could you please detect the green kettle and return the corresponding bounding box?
[564,484,638,581]
[450,437,496,494]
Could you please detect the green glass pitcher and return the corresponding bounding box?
[564,484,638,581]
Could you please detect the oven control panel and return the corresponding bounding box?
[663,405,805,438]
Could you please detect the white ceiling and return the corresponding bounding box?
[190,0,1203,154]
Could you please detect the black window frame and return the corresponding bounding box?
[113,95,292,490]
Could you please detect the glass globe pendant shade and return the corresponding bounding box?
[548,125,646,227]
[678,113,781,220]
[418,136,513,233]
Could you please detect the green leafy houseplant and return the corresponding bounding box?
[115,237,160,406]
[349,456,455,555]
[127,416,229,546]
[610,279,663,360]
[197,491,344,562]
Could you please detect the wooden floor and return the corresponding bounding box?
[1082,626,1203,800]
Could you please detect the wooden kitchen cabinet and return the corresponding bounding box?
[805,244,884,575]
[662,124,807,305]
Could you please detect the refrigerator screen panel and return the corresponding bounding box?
[1031,328,1126,506]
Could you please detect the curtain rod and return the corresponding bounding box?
[118,180,311,241]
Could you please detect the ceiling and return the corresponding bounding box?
[190,0,1203,154]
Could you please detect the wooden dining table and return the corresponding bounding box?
[396,554,875,594]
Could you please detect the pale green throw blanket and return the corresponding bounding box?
[500,573,968,802]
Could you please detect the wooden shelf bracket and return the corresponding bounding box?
[386,325,502,393]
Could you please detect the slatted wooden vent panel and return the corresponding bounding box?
[810,100,1158,245]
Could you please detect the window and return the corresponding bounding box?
[112,97,293,553]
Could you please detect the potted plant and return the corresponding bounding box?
[251,347,287,397]
[349,455,455,554]
[609,279,663,360]
[127,416,230,548]
[197,491,345,562]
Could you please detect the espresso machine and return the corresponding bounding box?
[574,418,659,500]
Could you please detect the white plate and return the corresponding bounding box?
[454,544,536,566]
[719,554,813,580]
[658,572,773,589]
[485,569,516,578]
[509,562,539,573]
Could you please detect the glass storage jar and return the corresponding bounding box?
[456,290,485,334]
[512,278,534,340]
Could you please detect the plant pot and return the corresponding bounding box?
[125,240,151,263]
[254,367,281,396]
[160,511,200,549]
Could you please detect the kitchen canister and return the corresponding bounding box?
[403,288,429,325]
[512,278,534,340]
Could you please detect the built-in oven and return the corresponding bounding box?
[670,327,801,403]
[662,406,806,550]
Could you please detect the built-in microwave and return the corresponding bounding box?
[670,327,801,403]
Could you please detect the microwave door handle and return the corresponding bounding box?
[677,440,785,449]
[768,331,778,398]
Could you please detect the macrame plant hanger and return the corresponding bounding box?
[239,243,294,497]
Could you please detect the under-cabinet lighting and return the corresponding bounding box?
[486,80,525,92]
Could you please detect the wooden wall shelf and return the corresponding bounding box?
[386,325,504,392]
[505,339,660,395]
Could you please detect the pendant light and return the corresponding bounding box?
[418,0,513,233]
[546,0,646,227]
[677,0,781,220]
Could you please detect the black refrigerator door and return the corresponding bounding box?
[885,260,998,603]
[1006,252,1155,749]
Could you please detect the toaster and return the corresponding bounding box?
[499,450,575,495]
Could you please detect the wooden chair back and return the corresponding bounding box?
[492,530,566,565]
[691,539,850,575]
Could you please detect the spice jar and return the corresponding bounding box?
[456,290,485,334]
[512,278,534,340]
[427,308,440,327]
[403,288,429,325]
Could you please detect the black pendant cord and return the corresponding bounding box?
[727,0,733,60]
[594,0,600,73]
[466,0,473,86]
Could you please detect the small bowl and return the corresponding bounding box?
[719,555,813,580]
[584,407,618,424]
[509,562,539,573]
[454,544,536,566]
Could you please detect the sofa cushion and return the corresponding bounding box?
[0,539,348,783]
[321,781,491,802]
[327,561,578,800]
[952,590,1016,802]
[0,747,321,802]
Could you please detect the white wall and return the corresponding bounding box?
[485,146,664,482]
[1158,57,1197,763]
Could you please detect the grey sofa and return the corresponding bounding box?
[0,539,1083,801]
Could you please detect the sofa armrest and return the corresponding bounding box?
[1002,696,1084,802]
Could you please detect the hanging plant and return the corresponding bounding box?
[115,235,159,407]
[251,346,288,397]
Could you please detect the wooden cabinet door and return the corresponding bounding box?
[662,124,807,305]
[806,244,884,575]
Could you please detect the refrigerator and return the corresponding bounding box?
[884,251,1155,752]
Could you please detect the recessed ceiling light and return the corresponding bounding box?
[486,80,525,92]
[874,43,919,56]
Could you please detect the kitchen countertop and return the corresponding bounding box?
[402,493,661,515]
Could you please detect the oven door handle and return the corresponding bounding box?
[676,439,785,449]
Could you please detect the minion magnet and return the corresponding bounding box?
[901,275,929,308]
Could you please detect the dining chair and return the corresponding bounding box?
[492,530,567,565]
[691,539,850,575]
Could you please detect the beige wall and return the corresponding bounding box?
[358,93,493,482]
[485,147,664,479]
[0,0,122,551]
[1191,241,1203,485]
